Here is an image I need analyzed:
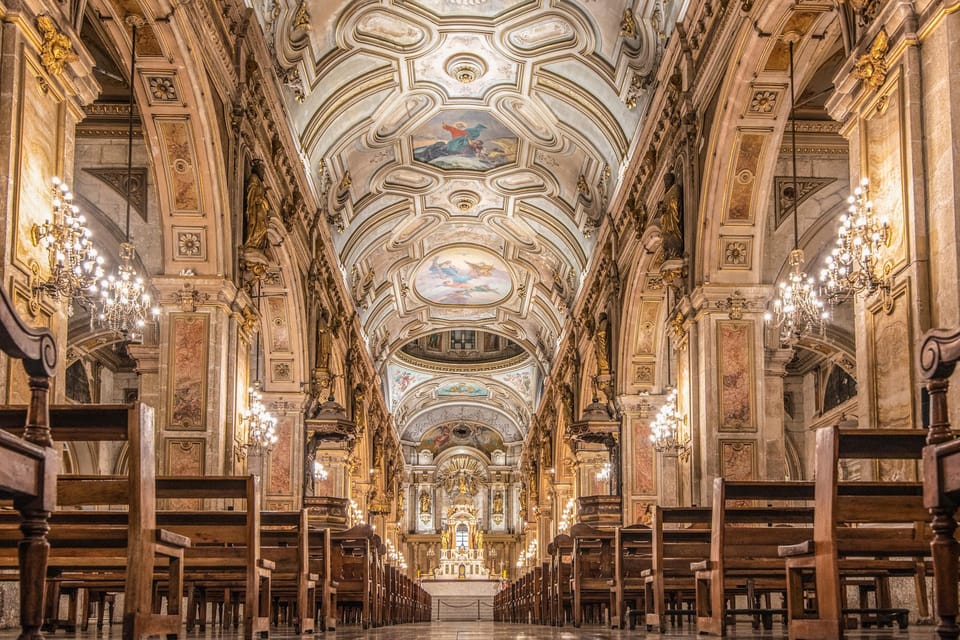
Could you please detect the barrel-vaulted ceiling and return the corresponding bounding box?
[255,0,675,446]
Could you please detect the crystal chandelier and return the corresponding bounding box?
[820,178,891,302]
[241,382,278,455]
[98,19,156,341]
[764,39,828,345]
[32,177,104,316]
[649,387,688,453]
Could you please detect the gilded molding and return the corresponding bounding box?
[854,29,889,90]
[36,14,77,76]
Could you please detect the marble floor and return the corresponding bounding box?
[0,621,944,639]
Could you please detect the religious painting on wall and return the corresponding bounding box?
[168,313,208,429]
[717,321,755,431]
[412,111,518,171]
[414,247,513,306]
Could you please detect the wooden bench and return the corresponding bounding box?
[259,510,314,634]
[779,426,930,639]
[642,506,711,632]
[0,404,189,640]
[331,524,375,627]
[694,479,815,636]
[153,476,271,639]
[0,285,58,640]
[611,524,652,629]
[306,527,337,631]
[570,523,615,627]
[547,533,572,626]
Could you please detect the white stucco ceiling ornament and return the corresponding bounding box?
[260,0,676,440]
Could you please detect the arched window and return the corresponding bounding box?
[456,524,469,548]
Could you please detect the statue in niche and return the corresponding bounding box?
[594,312,610,375]
[625,178,648,237]
[492,490,504,515]
[244,166,271,251]
[561,383,575,424]
[656,171,683,261]
[419,490,431,514]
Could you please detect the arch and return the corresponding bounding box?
[694,6,844,286]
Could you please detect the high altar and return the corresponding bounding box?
[433,471,491,580]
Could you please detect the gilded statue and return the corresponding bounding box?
[594,312,610,375]
[476,529,484,550]
[244,170,270,250]
[419,490,431,514]
[657,172,683,260]
[492,490,504,515]
[441,529,450,549]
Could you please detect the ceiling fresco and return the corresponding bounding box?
[255,0,677,447]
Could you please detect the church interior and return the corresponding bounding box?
[0,0,959,638]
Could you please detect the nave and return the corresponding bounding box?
[0,622,944,640]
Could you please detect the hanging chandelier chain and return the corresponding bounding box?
[789,39,800,251]
[97,21,158,342]
[764,38,828,346]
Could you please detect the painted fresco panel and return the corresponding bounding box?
[156,118,201,213]
[412,111,518,171]
[723,133,766,223]
[165,439,204,509]
[632,416,655,494]
[414,246,513,306]
[268,415,293,495]
[168,314,208,429]
[718,321,755,431]
[437,381,489,397]
[267,296,291,352]
[870,286,913,430]
[634,300,660,356]
[720,440,756,480]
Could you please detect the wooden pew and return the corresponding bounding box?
[0,286,58,640]
[919,327,960,640]
[694,479,815,636]
[152,476,271,639]
[643,506,711,632]
[331,524,375,627]
[259,510,314,634]
[611,524,652,629]
[570,523,615,627]
[779,426,929,639]
[0,405,189,640]
[547,533,572,626]
[307,528,337,631]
